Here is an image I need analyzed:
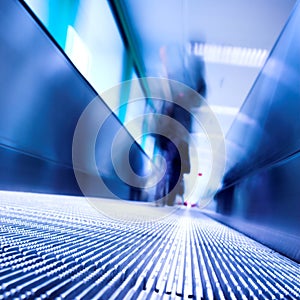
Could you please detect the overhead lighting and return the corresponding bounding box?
[199,105,239,116]
[210,105,239,116]
[188,42,269,68]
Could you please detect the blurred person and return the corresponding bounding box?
[155,45,206,206]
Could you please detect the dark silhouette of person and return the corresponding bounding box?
[155,48,206,206]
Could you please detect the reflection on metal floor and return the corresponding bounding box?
[0,192,299,300]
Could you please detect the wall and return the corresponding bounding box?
[0,0,152,200]
[212,1,300,262]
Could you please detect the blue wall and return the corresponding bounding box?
[0,0,151,200]
[213,1,300,262]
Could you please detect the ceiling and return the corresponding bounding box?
[121,0,296,134]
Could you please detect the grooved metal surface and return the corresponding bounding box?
[0,192,299,299]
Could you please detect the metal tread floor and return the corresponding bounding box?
[0,191,299,299]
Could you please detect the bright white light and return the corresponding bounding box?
[211,105,239,116]
[236,113,256,126]
[199,105,239,116]
[65,26,91,78]
[189,42,269,68]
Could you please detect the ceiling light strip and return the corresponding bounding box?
[188,42,269,68]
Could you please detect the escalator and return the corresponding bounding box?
[0,1,299,299]
[0,191,299,299]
